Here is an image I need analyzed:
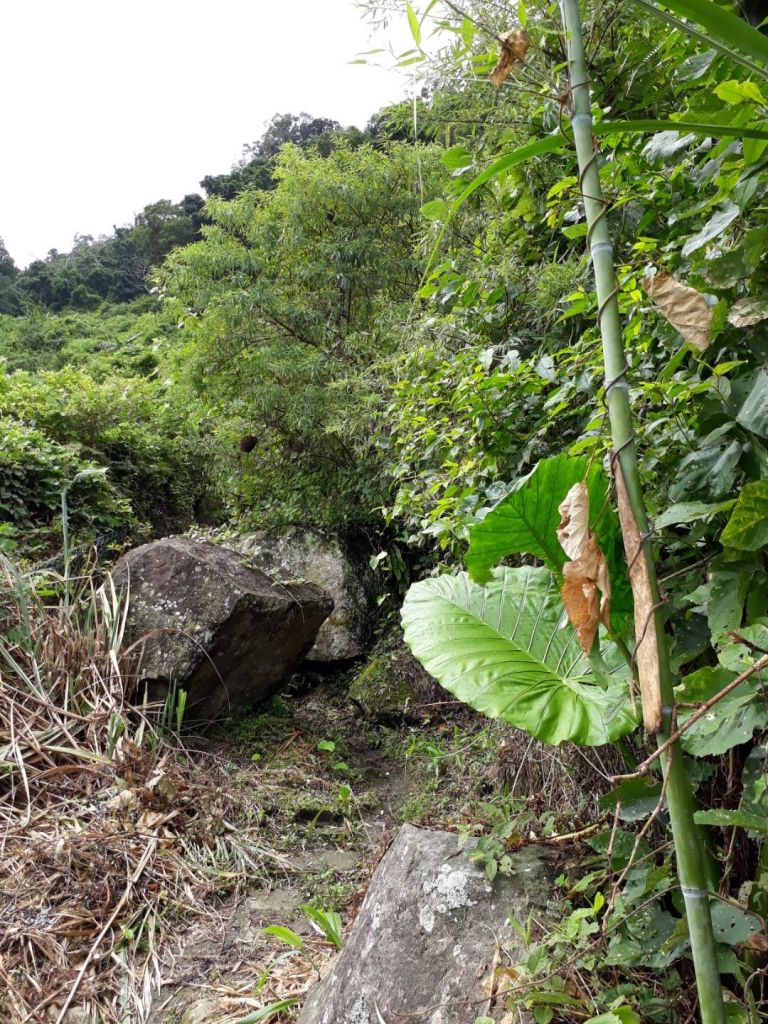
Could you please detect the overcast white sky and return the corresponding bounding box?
[0,0,413,267]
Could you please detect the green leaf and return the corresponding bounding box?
[694,808,768,834]
[421,199,450,221]
[406,1,421,45]
[597,119,768,142]
[401,566,636,746]
[709,901,762,946]
[721,481,768,551]
[676,666,765,756]
[632,0,768,80]
[732,367,768,437]
[681,202,740,257]
[654,500,734,530]
[600,777,664,822]
[261,925,305,949]
[234,1000,298,1024]
[715,79,767,105]
[466,454,604,583]
[423,136,566,276]
[442,145,473,171]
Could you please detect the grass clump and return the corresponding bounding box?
[0,554,269,1024]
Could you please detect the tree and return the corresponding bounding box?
[161,141,447,526]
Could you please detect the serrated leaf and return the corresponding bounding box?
[401,565,636,746]
[721,481,768,550]
[681,202,740,257]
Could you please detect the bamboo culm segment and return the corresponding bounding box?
[558,2,726,1022]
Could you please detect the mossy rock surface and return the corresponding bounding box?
[348,632,445,721]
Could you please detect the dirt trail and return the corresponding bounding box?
[149,680,430,1024]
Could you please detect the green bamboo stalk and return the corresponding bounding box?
[558,3,726,1021]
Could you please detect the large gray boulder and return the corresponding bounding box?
[299,824,556,1024]
[220,527,377,662]
[112,537,333,722]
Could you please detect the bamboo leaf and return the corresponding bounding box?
[631,0,768,80]
[423,136,565,275]
[597,119,768,141]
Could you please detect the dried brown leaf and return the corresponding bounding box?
[489,29,529,87]
[642,270,712,351]
[613,459,662,732]
[557,483,612,653]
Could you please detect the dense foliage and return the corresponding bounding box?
[3,2,768,1016]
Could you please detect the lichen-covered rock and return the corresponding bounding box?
[298,823,556,1024]
[112,537,333,722]
[219,527,377,662]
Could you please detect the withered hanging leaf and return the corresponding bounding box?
[557,482,612,653]
[489,29,529,87]
[614,460,662,732]
[642,270,712,351]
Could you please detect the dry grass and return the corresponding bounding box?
[0,554,270,1024]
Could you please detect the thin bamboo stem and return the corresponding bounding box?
[558,3,726,1022]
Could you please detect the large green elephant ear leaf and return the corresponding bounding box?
[466,454,607,583]
[401,565,637,746]
[465,454,632,631]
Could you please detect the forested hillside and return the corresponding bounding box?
[3,1,768,1021]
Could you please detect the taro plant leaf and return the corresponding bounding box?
[465,454,630,629]
[401,565,636,746]
[721,481,768,550]
[676,666,765,756]
[467,454,607,582]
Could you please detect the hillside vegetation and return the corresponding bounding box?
[3,1,768,1020]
